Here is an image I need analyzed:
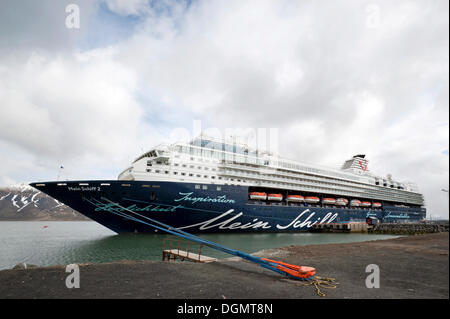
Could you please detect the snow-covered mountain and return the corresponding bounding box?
[0,183,89,221]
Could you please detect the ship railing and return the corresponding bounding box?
[220,162,415,199]
[219,161,421,200]
[222,169,421,204]
[220,170,404,201]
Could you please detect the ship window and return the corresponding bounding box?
[182,164,187,168]
[173,172,178,175]
[211,176,216,179]
[189,173,193,177]
[218,177,222,180]
[217,186,221,191]
[150,191,156,201]
[174,163,179,166]
[202,185,208,190]
[181,172,186,176]
[195,185,200,189]
[146,169,151,172]
[155,170,160,173]
[198,166,202,169]
[204,175,208,178]
[165,171,169,174]
[196,174,201,177]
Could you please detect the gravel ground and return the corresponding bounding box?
[0,233,447,299]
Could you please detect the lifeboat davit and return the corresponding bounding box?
[372,202,382,208]
[361,201,371,207]
[335,198,348,206]
[267,193,283,201]
[287,195,304,202]
[304,196,320,204]
[322,198,336,205]
[249,192,267,200]
[350,199,361,207]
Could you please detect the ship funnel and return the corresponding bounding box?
[341,155,369,174]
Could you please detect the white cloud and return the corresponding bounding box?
[0,0,448,218]
[0,47,148,180]
[103,0,150,16]
[113,0,448,218]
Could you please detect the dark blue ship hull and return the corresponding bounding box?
[30,180,426,233]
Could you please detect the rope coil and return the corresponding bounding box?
[282,276,338,297]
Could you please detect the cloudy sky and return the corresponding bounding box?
[0,0,448,219]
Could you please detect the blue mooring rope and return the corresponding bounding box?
[83,196,314,281]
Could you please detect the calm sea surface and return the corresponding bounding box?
[0,221,399,270]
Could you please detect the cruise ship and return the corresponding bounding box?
[30,136,426,233]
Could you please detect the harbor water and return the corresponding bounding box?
[0,221,399,270]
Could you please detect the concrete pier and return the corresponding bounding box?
[311,221,449,234]
[371,222,449,235]
[311,222,370,233]
[162,249,218,263]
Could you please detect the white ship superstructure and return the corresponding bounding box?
[119,136,424,208]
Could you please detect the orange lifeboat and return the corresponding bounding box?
[372,202,382,208]
[267,193,283,201]
[336,198,348,206]
[287,195,304,202]
[322,198,336,205]
[350,199,361,207]
[361,201,371,207]
[304,196,320,204]
[249,192,267,200]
